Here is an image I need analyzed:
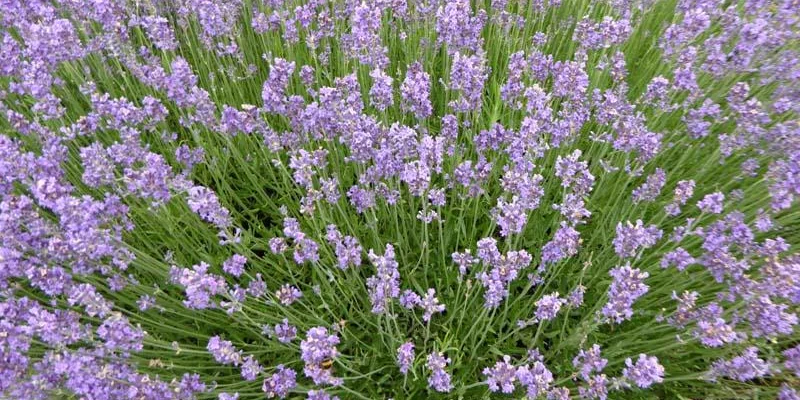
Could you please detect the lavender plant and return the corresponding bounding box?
[0,0,799,399]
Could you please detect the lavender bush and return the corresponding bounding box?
[1,0,799,398]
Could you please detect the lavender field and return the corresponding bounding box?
[1,0,799,399]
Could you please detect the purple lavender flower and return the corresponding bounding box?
[248,274,267,297]
[369,68,394,111]
[709,347,771,382]
[275,284,303,306]
[574,16,631,50]
[573,344,608,381]
[169,262,227,310]
[400,62,432,119]
[428,187,446,206]
[222,254,247,277]
[97,314,144,352]
[779,385,800,400]
[478,247,532,308]
[476,237,502,265]
[743,296,798,338]
[554,193,591,225]
[274,319,297,343]
[222,285,247,314]
[665,179,695,215]
[697,192,725,214]
[632,168,666,203]
[540,223,582,267]
[548,387,571,400]
[307,390,340,400]
[501,51,528,108]
[301,326,339,366]
[419,288,446,322]
[754,210,774,232]
[262,58,296,115]
[449,51,489,112]
[516,361,553,398]
[660,248,696,271]
[554,150,595,196]
[333,235,362,270]
[613,220,662,259]
[535,293,565,321]
[601,264,649,323]
[207,336,242,366]
[622,354,664,388]
[300,327,342,386]
[241,355,263,381]
[186,186,232,229]
[483,355,517,393]
[399,289,421,309]
[139,16,179,51]
[79,143,116,188]
[694,316,737,347]
[262,365,297,398]
[366,244,401,314]
[578,374,608,400]
[768,154,800,211]
[426,352,454,392]
[293,238,320,264]
[401,160,431,196]
[397,341,415,375]
[493,197,528,236]
[346,2,389,67]
[269,237,289,254]
[567,285,586,307]
[137,294,156,311]
[785,345,800,377]
[435,0,486,53]
[452,250,478,275]
[347,185,376,213]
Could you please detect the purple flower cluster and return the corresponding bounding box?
[449,51,489,112]
[170,262,227,310]
[263,365,297,399]
[418,288,446,322]
[516,361,554,398]
[665,179,696,215]
[613,220,663,259]
[426,352,454,392]
[300,327,342,386]
[1,0,799,397]
[396,341,415,375]
[400,62,432,119]
[622,354,664,388]
[369,68,394,111]
[534,293,566,322]
[483,355,517,393]
[474,238,533,308]
[660,247,696,271]
[275,284,303,306]
[483,354,559,397]
[573,344,608,381]
[632,168,666,203]
[277,217,321,264]
[366,244,401,314]
[709,347,772,382]
[207,336,242,366]
[222,254,247,277]
[273,319,298,343]
[601,264,649,323]
[435,0,487,54]
[574,16,631,50]
[698,192,725,214]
